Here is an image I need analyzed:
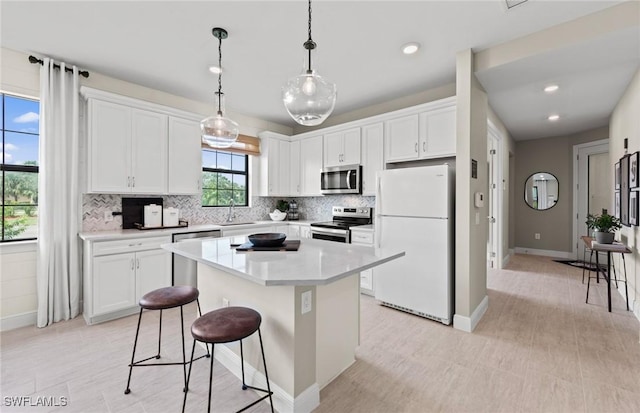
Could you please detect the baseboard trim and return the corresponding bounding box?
[502,251,512,268]
[453,295,489,333]
[0,311,36,332]
[212,343,319,413]
[514,247,573,259]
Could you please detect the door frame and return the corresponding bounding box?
[572,139,609,259]
[487,120,503,269]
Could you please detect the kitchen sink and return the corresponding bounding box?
[216,221,257,226]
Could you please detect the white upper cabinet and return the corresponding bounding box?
[82,87,205,195]
[258,132,291,197]
[323,127,361,167]
[361,122,384,196]
[168,117,202,195]
[300,135,323,196]
[384,114,420,163]
[130,109,168,193]
[88,100,167,194]
[419,106,456,158]
[385,98,456,163]
[290,140,301,196]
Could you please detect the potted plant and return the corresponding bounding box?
[276,200,289,213]
[586,213,622,244]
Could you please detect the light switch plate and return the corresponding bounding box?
[104,211,113,222]
[301,291,312,314]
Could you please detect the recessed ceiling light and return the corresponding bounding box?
[402,42,420,55]
[548,114,560,121]
[208,65,222,74]
[544,85,559,93]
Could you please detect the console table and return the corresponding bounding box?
[581,236,631,312]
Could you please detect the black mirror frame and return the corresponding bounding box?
[524,172,559,211]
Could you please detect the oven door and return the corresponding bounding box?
[310,227,349,243]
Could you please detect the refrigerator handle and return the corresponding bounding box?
[376,217,382,249]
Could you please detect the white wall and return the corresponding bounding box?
[610,67,640,322]
[0,47,292,330]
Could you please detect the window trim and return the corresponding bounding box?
[201,149,249,208]
[1,92,40,242]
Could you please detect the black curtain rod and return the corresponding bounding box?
[28,55,90,78]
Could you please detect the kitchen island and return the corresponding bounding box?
[162,236,404,413]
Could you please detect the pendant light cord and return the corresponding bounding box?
[217,32,223,116]
[306,0,314,73]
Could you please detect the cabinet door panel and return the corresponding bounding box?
[278,139,291,196]
[342,128,361,165]
[323,131,343,167]
[361,123,384,196]
[131,109,168,194]
[385,115,419,162]
[290,140,301,196]
[301,135,323,196]
[93,253,136,315]
[89,100,131,192]
[168,117,201,194]
[425,108,456,156]
[136,249,171,301]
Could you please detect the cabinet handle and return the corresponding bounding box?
[136,258,140,269]
[423,142,426,152]
[415,143,418,153]
[130,258,135,270]
[132,176,135,187]
[127,176,131,187]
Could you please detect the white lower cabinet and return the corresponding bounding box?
[350,228,375,295]
[83,235,171,324]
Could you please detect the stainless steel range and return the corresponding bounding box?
[310,206,372,243]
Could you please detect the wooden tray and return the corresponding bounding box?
[235,240,301,251]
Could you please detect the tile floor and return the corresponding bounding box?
[1,254,639,412]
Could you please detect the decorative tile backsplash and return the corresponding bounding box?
[82,194,375,232]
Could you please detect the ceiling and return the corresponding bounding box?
[1,1,637,140]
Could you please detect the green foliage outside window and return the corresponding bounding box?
[201,149,248,207]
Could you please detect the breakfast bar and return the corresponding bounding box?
[162,236,404,413]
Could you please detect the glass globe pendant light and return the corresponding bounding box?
[282,0,337,126]
[202,27,239,148]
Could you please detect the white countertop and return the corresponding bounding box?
[78,220,315,242]
[162,236,403,286]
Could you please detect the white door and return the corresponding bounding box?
[89,99,131,192]
[361,123,384,196]
[385,115,419,162]
[377,165,449,218]
[93,253,136,315]
[342,128,361,165]
[136,249,171,301]
[375,216,451,322]
[168,117,201,194]
[300,135,323,196]
[131,109,168,193]
[574,140,609,259]
[323,131,343,167]
[290,140,301,196]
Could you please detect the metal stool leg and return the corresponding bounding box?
[586,258,593,304]
[207,344,216,413]
[156,309,163,359]
[180,305,187,392]
[196,299,211,359]
[182,340,197,413]
[258,328,275,413]
[125,308,144,394]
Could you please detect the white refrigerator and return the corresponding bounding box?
[374,164,453,325]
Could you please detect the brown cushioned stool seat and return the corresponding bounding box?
[140,285,199,310]
[124,285,209,396]
[182,307,274,413]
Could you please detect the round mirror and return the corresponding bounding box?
[524,172,559,210]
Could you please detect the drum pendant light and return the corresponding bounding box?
[282,0,337,126]
[201,27,239,148]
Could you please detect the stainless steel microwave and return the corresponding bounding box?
[320,165,362,195]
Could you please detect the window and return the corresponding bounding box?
[1,93,40,242]
[202,149,248,207]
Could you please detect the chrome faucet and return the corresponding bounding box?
[226,199,235,223]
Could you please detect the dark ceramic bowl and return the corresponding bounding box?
[248,233,287,247]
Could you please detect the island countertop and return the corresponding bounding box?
[162,236,404,286]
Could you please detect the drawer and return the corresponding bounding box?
[92,235,171,256]
[351,231,374,245]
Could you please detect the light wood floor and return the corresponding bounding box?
[2,254,639,412]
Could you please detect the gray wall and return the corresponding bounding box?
[514,126,609,252]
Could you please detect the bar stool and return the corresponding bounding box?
[124,285,210,395]
[182,306,274,413]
